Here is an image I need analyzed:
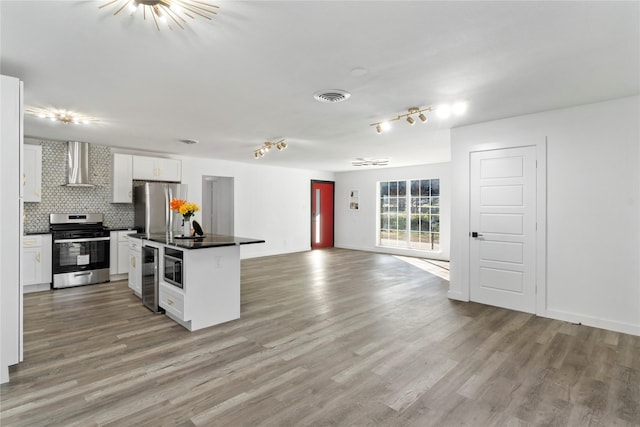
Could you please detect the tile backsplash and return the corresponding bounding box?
[23,141,134,233]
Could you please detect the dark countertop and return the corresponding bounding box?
[130,233,265,250]
[26,228,137,235]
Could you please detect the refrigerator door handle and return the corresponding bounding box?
[165,185,172,235]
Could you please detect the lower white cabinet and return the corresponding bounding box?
[159,282,185,319]
[23,234,52,293]
[128,238,142,296]
[156,243,240,331]
[110,230,137,278]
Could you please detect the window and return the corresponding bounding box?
[379,179,439,251]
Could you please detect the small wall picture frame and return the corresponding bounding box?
[349,190,359,211]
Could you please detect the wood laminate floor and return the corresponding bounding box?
[1,248,639,426]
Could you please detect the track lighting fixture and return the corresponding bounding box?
[370,101,467,134]
[254,139,287,159]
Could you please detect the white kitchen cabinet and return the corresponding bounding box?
[111,153,133,203]
[128,238,142,296]
[110,230,136,278]
[22,234,52,293]
[118,232,134,274]
[1,75,23,383]
[132,155,181,182]
[157,243,240,331]
[23,144,42,203]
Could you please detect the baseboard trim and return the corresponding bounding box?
[334,244,449,261]
[241,246,311,259]
[545,308,639,337]
[447,290,468,302]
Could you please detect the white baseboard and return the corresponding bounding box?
[447,290,468,302]
[334,244,450,261]
[23,283,51,294]
[545,308,639,337]
[241,246,311,259]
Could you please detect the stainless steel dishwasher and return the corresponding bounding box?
[142,246,164,314]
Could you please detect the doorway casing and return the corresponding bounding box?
[450,137,547,316]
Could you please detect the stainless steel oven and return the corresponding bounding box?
[163,247,183,288]
[50,213,110,288]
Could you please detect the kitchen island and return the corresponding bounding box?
[131,233,264,331]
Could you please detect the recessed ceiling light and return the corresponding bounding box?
[313,89,351,103]
[350,67,368,77]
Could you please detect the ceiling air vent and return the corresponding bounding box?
[352,158,389,167]
[313,89,351,103]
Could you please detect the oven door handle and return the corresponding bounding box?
[54,237,111,243]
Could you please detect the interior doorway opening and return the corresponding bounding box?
[202,176,234,235]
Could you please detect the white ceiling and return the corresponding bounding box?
[1,1,638,172]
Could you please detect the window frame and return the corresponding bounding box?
[377,178,440,252]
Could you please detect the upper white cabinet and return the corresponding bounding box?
[111,153,133,203]
[23,144,42,203]
[132,155,181,182]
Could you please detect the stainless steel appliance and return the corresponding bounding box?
[50,213,110,288]
[163,247,184,289]
[64,141,94,187]
[142,246,163,313]
[134,183,188,236]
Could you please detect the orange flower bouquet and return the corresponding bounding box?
[170,198,200,221]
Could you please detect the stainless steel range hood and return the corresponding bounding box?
[65,141,94,187]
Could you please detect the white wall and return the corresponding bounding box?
[177,155,333,258]
[450,95,640,336]
[334,162,451,261]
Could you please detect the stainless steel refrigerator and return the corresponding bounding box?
[134,182,188,236]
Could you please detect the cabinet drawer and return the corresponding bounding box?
[118,230,135,241]
[159,282,185,319]
[23,235,42,247]
[129,238,141,251]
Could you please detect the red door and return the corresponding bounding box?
[311,181,334,249]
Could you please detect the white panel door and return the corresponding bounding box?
[470,146,536,313]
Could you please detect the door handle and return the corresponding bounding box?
[471,232,484,238]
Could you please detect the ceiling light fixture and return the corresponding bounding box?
[99,0,219,31]
[254,139,287,159]
[25,107,100,125]
[352,158,389,167]
[371,101,467,134]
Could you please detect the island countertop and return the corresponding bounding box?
[130,233,265,250]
